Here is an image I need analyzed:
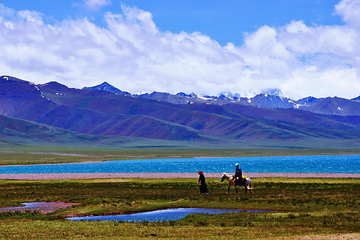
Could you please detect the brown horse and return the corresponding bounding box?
[220,173,253,194]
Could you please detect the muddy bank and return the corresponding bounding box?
[0,202,81,214]
[0,172,359,180]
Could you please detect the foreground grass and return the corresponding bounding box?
[1,214,358,239]
[0,178,359,239]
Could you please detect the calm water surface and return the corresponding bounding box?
[0,155,359,174]
[66,208,274,222]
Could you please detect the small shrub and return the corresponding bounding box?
[195,221,208,226]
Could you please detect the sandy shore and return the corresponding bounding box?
[0,172,359,180]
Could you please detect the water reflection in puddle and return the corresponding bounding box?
[67,208,275,222]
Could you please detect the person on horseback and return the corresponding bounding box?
[235,163,242,187]
[197,171,210,194]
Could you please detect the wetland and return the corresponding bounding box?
[0,177,359,239]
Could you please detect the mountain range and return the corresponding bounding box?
[85,81,360,116]
[1,75,360,148]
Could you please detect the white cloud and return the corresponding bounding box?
[84,0,111,11]
[0,1,360,99]
[335,0,360,25]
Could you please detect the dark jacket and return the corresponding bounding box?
[235,167,242,179]
[198,173,210,193]
[198,173,206,185]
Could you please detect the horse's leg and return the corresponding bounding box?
[247,182,253,194]
[242,179,247,193]
[235,185,238,193]
[227,185,230,193]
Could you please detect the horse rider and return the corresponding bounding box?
[235,163,242,187]
[197,171,210,194]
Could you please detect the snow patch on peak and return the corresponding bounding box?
[189,92,201,98]
[218,91,240,98]
[261,88,283,96]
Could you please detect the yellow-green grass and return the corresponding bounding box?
[1,146,360,165]
[0,177,359,239]
[1,216,359,239]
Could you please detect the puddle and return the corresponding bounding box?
[66,208,275,222]
[0,202,81,214]
[0,202,275,221]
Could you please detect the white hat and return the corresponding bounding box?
[235,163,239,167]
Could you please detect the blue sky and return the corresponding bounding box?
[1,0,343,46]
[0,0,359,98]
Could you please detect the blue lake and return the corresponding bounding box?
[0,155,359,174]
[66,208,274,222]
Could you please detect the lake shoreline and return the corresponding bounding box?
[0,172,359,180]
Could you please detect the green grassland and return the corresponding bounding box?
[0,177,359,239]
[1,146,360,165]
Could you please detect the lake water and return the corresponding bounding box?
[66,208,274,222]
[0,155,359,174]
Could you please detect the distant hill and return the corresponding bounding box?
[250,94,297,108]
[0,114,184,148]
[83,82,131,96]
[0,114,108,146]
[296,96,323,106]
[301,97,360,116]
[1,75,360,148]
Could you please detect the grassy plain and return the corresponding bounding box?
[1,146,360,165]
[0,177,359,239]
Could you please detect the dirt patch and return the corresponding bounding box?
[0,202,81,214]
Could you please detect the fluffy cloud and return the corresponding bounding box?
[84,0,111,11]
[335,0,360,25]
[0,1,360,99]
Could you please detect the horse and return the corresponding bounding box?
[220,173,253,194]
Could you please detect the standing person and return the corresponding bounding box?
[235,163,242,187]
[197,171,210,194]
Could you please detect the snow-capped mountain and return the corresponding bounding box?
[136,91,190,104]
[81,81,360,116]
[296,96,323,106]
[261,88,284,97]
[250,94,298,109]
[218,91,241,99]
